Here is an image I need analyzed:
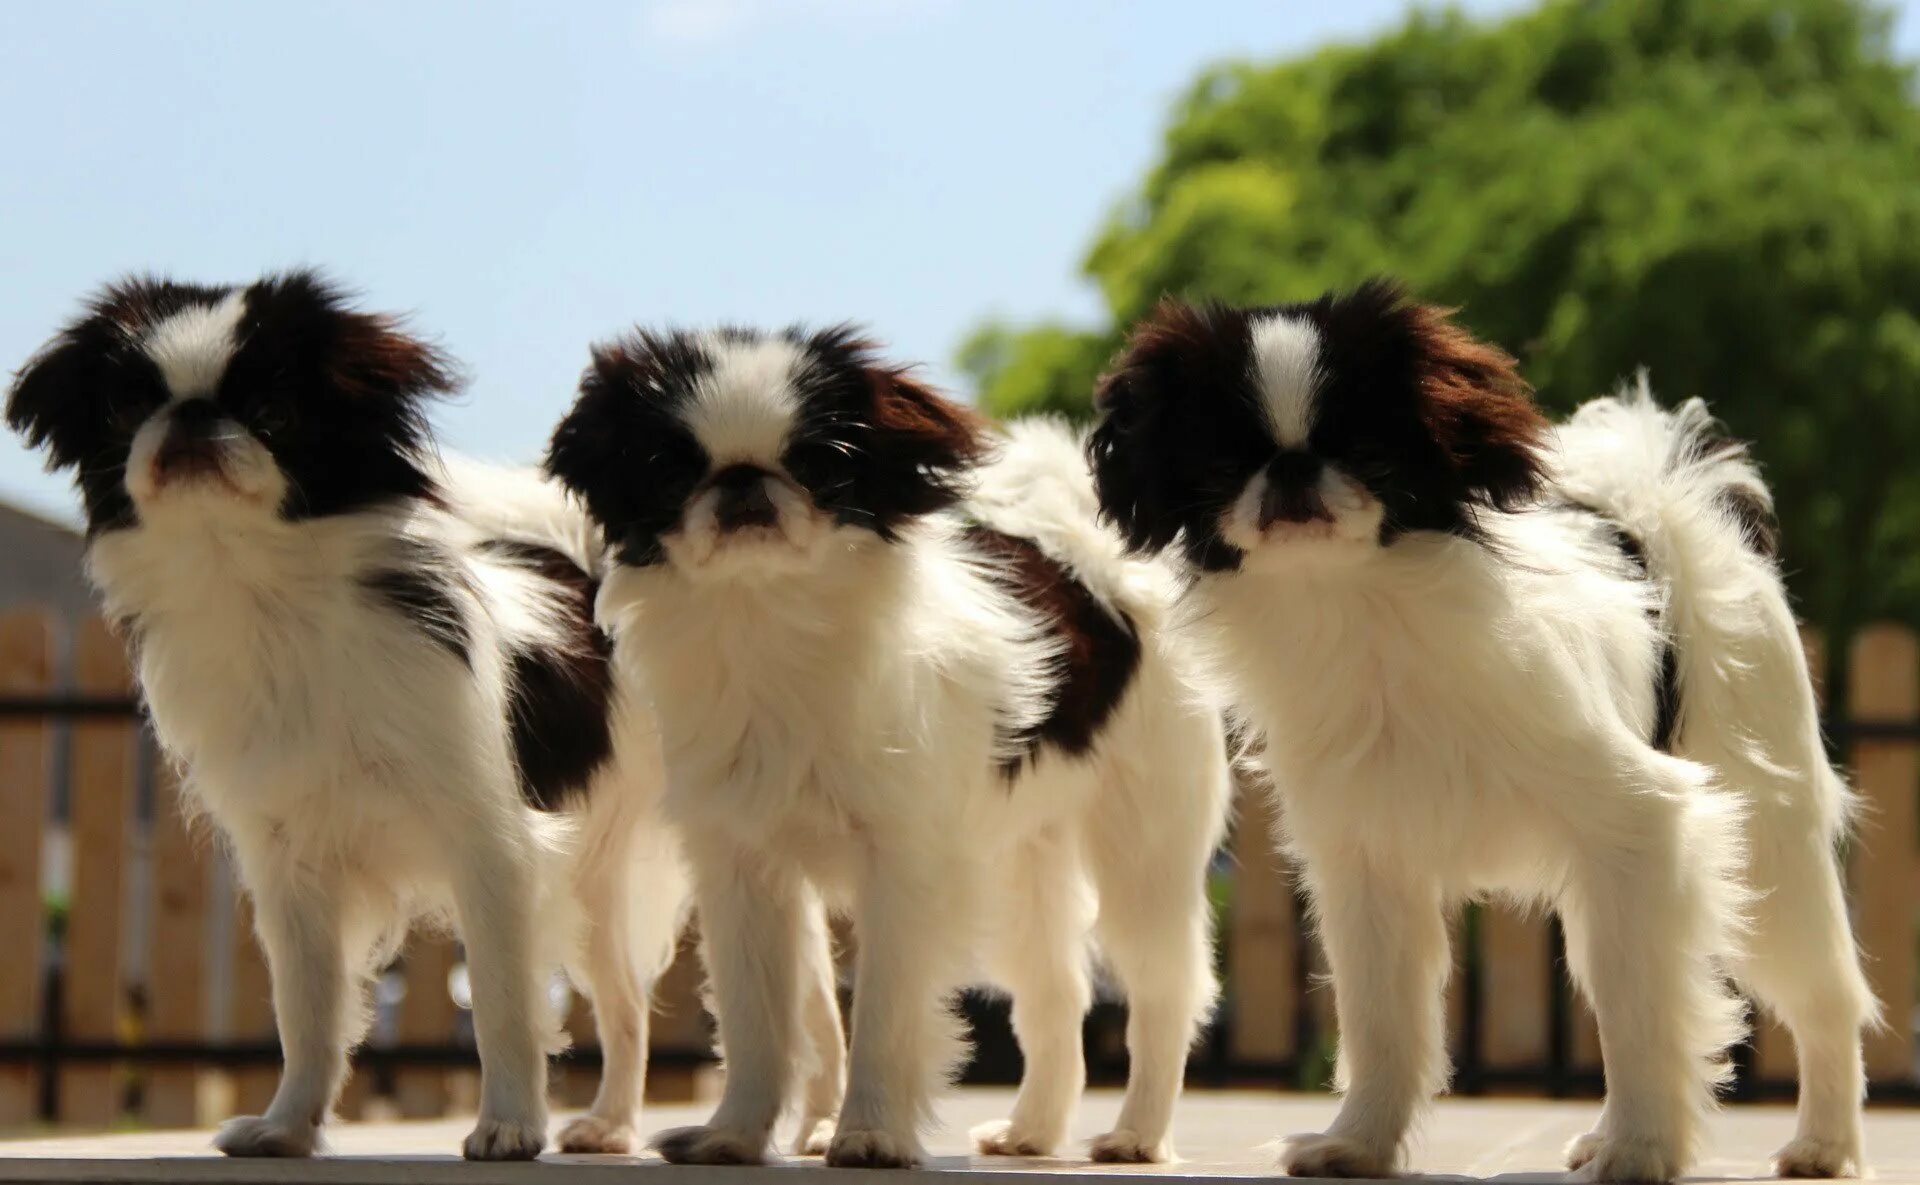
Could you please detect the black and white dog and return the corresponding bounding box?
[1086,281,1873,1182]
[545,327,1231,1168]
[5,272,689,1160]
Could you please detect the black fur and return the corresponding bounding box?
[545,324,988,561]
[5,271,458,534]
[480,540,616,812]
[361,540,474,668]
[1089,279,1546,569]
[966,525,1142,776]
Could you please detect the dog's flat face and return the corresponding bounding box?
[5,272,455,534]
[1088,279,1548,572]
[546,325,986,582]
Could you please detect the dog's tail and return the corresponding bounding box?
[1555,377,1879,1034]
[965,416,1181,637]
[434,454,606,579]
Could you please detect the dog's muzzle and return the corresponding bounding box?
[152,399,232,486]
[709,464,779,532]
[1259,451,1333,527]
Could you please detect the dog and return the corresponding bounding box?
[543,325,1231,1168]
[1085,280,1874,1182]
[4,271,693,1160]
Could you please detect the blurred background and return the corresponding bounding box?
[0,0,1916,1136]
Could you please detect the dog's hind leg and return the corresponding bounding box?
[970,827,1094,1160]
[1731,813,1872,1177]
[560,825,690,1154]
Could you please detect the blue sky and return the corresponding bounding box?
[3,0,1916,524]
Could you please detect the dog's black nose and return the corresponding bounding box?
[1259,451,1332,526]
[710,464,779,531]
[170,398,223,434]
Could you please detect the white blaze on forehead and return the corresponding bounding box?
[142,290,247,401]
[1248,313,1322,447]
[685,336,805,462]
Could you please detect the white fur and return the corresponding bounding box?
[602,410,1230,1167]
[1248,313,1321,447]
[142,293,248,400]
[1185,378,1870,1181]
[85,421,688,1159]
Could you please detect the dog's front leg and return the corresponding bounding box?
[451,825,550,1161]
[1278,862,1448,1178]
[653,831,807,1165]
[828,841,975,1169]
[215,856,350,1158]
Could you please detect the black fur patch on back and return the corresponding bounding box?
[360,540,473,668]
[1566,504,1681,753]
[965,525,1142,777]
[480,540,615,812]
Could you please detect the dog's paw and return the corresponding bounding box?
[792,1115,838,1156]
[462,1113,547,1161]
[1090,1128,1173,1163]
[1568,1133,1684,1183]
[827,1127,922,1169]
[1772,1134,1864,1179]
[652,1124,770,1165]
[1277,1131,1396,1178]
[1566,1129,1605,1171]
[215,1114,320,1158]
[557,1114,638,1155]
[971,1117,1061,1158]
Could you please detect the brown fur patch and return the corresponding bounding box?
[1403,300,1549,513]
[966,525,1141,775]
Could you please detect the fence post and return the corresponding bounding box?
[1479,907,1551,1076]
[1849,623,1918,1086]
[57,618,136,1128]
[1227,777,1298,1073]
[0,610,55,1126]
[144,754,209,1127]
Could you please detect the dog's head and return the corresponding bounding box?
[5,271,457,533]
[1087,278,1546,572]
[546,325,988,581]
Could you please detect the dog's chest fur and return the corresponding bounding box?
[1201,528,1658,874]
[85,507,498,845]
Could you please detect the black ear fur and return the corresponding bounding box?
[1086,298,1245,556]
[1087,364,1177,556]
[798,324,991,531]
[6,335,101,471]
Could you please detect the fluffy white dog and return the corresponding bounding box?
[545,326,1231,1168]
[5,272,692,1160]
[1086,280,1874,1182]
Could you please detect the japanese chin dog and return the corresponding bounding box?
[543,326,1231,1168]
[4,272,691,1161]
[1086,280,1873,1183]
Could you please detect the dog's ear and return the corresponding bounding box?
[249,270,460,409]
[329,309,459,406]
[1402,299,1546,512]
[6,326,107,472]
[866,363,990,513]
[1088,298,1237,556]
[544,342,634,517]
[804,325,991,525]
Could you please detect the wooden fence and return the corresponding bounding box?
[0,608,1914,1130]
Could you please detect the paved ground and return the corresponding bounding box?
[2,1090,1915,1183]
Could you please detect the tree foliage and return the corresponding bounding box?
[962,0,1920,640]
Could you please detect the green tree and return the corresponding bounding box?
[962,0,1920,646]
